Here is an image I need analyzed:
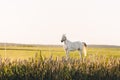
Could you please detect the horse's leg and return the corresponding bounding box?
[65,50,69,60]
[79,50,83,60]
[83,46,87,56]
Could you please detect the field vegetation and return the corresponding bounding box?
[0,45,120,59]
[0,44,120,80]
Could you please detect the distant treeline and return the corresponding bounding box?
[0,43,61,47]
[88,45,120,48]
[0,43,120,48]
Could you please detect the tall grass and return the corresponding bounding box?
[0,53,120,80]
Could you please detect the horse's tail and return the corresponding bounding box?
[82,42,87,47]
[82,42,87,56]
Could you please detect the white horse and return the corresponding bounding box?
[61,34,87,59]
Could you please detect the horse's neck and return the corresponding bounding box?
[64,40,71,44]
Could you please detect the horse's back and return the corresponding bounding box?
[71,41,83,50]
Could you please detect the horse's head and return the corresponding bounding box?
[61,34,67,42]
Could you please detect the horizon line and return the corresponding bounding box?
[0,42,120,47]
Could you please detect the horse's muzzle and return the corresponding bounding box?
[61,40,63,42]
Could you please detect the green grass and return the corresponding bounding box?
[0,46,120,80]
[0,46,120,60]
[0,53,120,80]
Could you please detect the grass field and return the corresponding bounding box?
[0,45,120,80]
[0,45,120,60]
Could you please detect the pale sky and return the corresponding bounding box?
[0,0,120,45]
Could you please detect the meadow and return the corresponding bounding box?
[0,45,120,80]
[0,45,120,60]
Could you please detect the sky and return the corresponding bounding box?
[0,0,120,45]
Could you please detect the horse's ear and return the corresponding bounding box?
[63,34,66,36]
